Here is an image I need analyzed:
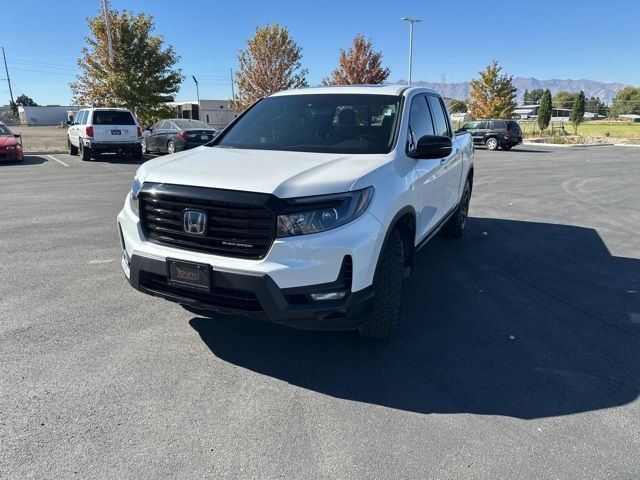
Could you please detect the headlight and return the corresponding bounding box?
[129,177,142,216]
[276,186,374,237]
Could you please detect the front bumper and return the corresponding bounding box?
[123,253,374,330]
[0,150,23,161]
[117,197,385,330]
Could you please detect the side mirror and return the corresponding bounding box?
[13,133,21,138]
[408,135,453,159]
[146,127,153,132]
[65,120,72,125]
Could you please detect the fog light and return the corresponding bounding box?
[309,291,347,301]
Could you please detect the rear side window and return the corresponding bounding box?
[75,111,86,124]
[427,95,450,137]
[407,95,435,150]
[491,120,506,129]
[92,111,135,125]
[477,121,488,129]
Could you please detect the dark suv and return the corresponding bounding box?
[457,119,522,151]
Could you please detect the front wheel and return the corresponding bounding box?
[141,138,148,154]
[485,137,499,150]
[167,140,176,154]
[443,179,471,238]
[358,229,404,341]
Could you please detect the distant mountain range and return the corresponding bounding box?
[395,78,632,105]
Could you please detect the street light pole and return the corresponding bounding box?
[192,75,200,120]
[401,17,422,86]
[102,0,115,67]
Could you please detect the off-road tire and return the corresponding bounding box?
[80,143,92,161]
[358,229,404,341]
[68,137,78,156]
[485,137,499,150]
[443,179,471,238]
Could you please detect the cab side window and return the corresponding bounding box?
[427,95,451,137]
[407,95,435,152]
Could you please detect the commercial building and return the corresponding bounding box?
[165,100,238,130]
[18,105,80,125]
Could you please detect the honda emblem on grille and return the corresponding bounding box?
[183,209,207,235]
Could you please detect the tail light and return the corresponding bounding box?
[177,131,189,139]
[503,129,510,137]
[136,126,142,137]
[86,126,94,137]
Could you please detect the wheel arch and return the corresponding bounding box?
[381,207,417,277]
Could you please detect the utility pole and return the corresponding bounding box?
[2,47,16,118]
[401,17,422,86]
[230,68,235,99]
[102,0,115,66]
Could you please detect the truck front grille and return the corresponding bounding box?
[139,185,276,259]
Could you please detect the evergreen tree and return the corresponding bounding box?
[570,90,586,134]
[537,89,552,133]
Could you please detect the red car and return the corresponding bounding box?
[0,122,24,162]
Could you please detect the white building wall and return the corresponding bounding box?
[18,106,80,125]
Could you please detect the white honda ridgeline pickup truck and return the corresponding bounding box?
[117,85,474,339]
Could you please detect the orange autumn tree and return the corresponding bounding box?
[469,60,516,119]
[323,34,390,85]
[230,24,308,112]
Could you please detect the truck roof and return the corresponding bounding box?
[269,84,439,97]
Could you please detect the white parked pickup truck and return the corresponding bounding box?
[117,85,474,339]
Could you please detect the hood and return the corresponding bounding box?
[136,146,390,198]
[0,136,17,147]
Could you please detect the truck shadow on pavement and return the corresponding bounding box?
[190,218,640,419]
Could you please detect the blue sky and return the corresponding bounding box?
[1,0,638,105]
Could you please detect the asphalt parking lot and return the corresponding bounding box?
[1,146,639,479]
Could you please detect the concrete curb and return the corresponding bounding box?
[522,142,615,148]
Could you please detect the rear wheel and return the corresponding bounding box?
[443,179,471,238]
[132,145,142,161]
[80,143,92,161]
[485,137,499,151]
[502,144,513,151]
[68,137,78,155]
[167,140,176,154]
[358,229,404,341]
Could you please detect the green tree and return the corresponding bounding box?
[448,98,468,113]
[570,90,586,134]
[609,87,640,117]
[553,91,578,109]
[230,24,308,113]
[15,94,38,106]
[537,89,552,133]
[523,88,544,104]
[71,8,182,120]
[323,34,389,86]
[468,60,517,119]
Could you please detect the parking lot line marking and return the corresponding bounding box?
[47,155,69,167]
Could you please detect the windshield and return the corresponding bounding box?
[0,124,13,136]
[173,119,211,129]
[217,94,401,154]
